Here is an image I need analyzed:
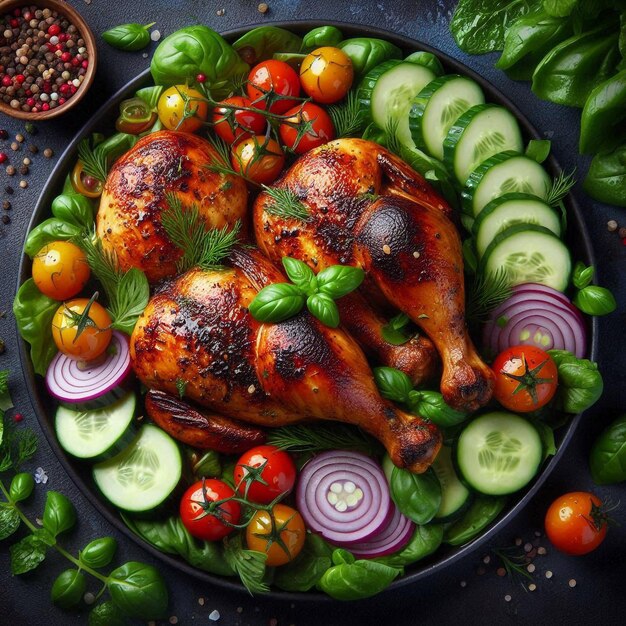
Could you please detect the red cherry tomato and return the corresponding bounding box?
[492,345,558,412]
[234,445,296,504]
[247,60,301,114]
[212,96,267,144]
[180,479,240,542]
[279,102,335,154]
[231,135,285,185]
[545,491,609,555]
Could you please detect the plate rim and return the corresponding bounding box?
[15,19,598,601]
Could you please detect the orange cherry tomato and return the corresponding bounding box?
[545,491,609,555]
[231,135,285,185]
[212,95,267,144]
[492,345,558,412]
[51,296,112,361]
[71,161,103,198]
[245,504,306,566]
[299,47,354,104]
[32,241,90,301]
[247,60,301,114]
[279,102,335,154]
[157,85,209,133]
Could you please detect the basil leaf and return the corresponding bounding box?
[10,534,47,575]
[590,414,626,485]
[88,601,127,626]
[543,0,577,17]
[187,448,222,479]
[374,524,444,568]
[525,139,551,163]
[573,285,617,315]
[107,561,168,619]
[302,26,343,50]
[51,193,95,230]
[43,491,76,537]
[307,293,340,328]
[548,350,604,414]
[450,0,541,54]
[373,366,413,404]
[282,257,318,294]
[80,537,117,569]
[135,85,164,111]
[102,23,155,52]
[572,261,595,289]
[584,143,626,206]
[24,218,81,258]
[274,534,333,592]
[0,503,20,540]
[249,283,306,323]
[407,390,468,427]
[232,26,302,65]
[532,419,557,462]
[316,265,365,298]
[51,569,87,609]
[13,279,59,376]
[9,472,35,502]
[444,495,507,546]
[381,313,415,345]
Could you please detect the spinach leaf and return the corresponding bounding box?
[102,23,154,52]
[274,534,333,592]
[543,0,577,18]
[451,0,541,54]
[590,414,626,485]
[383,456,442,525]
[584,142,626,206]
[151,26,249,98]
[444,495,507,546]
[232,26,302,65]
[13,279,59,376]
[135,85,164,110]
[302,26,343,50]
[107,562,168,619]
[24,218,81,258]
[532,20,621,107]
[317,553,401,600]
[338,38,401,77]
[374,524,443,568]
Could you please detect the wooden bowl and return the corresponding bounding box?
[0,0,97,120]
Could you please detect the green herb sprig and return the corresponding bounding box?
[328,90,365,138]
[249,257,365,328]
[262,186,310,221]
[546,169,577,207]
[571,261,617,316]
[102,23,156,52]
[466,268,512,324]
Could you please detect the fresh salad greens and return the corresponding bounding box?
[102,23,155,52]
[590,414,626,485]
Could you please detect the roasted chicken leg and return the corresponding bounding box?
[130,247,441,473]
[253,138,494,411]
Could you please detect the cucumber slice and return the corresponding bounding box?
[432,445,472,522]
[93,424,182,512]
[473,193,561,258]
[456,412,542,496]
[358,60,436,148]
[409,75,485,160]
[443,104,523,185]
[55,392,137,461]
[462,151,552,216]
[479,224,571,291]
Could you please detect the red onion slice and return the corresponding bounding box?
[483,284,587,358]
[335,504,415,559]
[296,450,392,545]
[46,331,132,410]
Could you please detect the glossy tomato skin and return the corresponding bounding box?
[157,85,209,133]
[247,60,301,114]
[32,241,90,300]
[492,345,558,412]
[300,47,354,104]
[213,96,267,144]
[71,161,103,198]
[279,102,335,154]
[234,445,296,504]
[51,298,112,361]
[246,504,306,566]
[231,136,285,185]
[180,479,241,542]
[545,491,608,555]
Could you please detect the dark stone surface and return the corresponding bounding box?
[0,1,624,625]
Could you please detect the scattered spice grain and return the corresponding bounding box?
[545,570,553,579]
[6,165,15,175]
[43,147,53,158]
[568,579,576,588]
[618,227,626,239]
[2,214,9,224]
[19,180,27,188]
[258,3,269,13]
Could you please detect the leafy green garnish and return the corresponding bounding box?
[262,186,310,222]
[328,90,365,138]
[466,269,512,323]
[161,193,241,273]
[381,313,414,346]
[545,169,576,206]
[0,370,13,412]
[77,137,108,183]
[223,535,269,595]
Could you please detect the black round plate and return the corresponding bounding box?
[17,21,597,601]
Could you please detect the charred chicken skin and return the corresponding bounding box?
[96,130,247,283]
[130,247,441,473]
[253,138,494,412]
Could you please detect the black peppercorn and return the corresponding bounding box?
[1,214,9,224]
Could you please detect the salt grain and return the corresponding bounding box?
[482,555,490,564]
[504,595,512,602]
[198,598,205,606]
[460,580,467,588]
[413,251,420,258]
[151,30,161,42]
[524,542,533,553]
[527,563,536,573]
[528,583,537,592]
[569,579,577,588]
[538,547,547,555]
[169,617,178,625]
[545,570,553,579]
[209,610,221,621]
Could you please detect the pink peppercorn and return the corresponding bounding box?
[42,103,50,111]
[61,52,71,62]
[59,33,69,42]
[196,73,207,83]
[15,74,25,84]
[26,97,35,107]
[58,97,66,105]
[0,153,7,164]
[2,75,12,87]
[71,57,80,67]
[59,83,70,95]
[81,60,88,69]
[70,85,77,94]
[12,8,20,16]
[48,24,61,36]
[13,413,23,423]
[9,18,19,28]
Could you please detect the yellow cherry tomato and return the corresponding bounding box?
[32,241,90,301]
[299,47,354,104]
[231,136,285,185]
[71,161,103,198]
[52,297,112,361]
[157,85,209,133]
[245,504,305,566]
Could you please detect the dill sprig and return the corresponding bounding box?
[328,90,365,138]
[466,268,512,323]
[493,548,534,583]
[385,117,402,156]
[77,137,109,183]
[161,193,241,272]
[0,406,38,472]
[267,423,382,456]
[546,169,576,207]
[261,185,310,222]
